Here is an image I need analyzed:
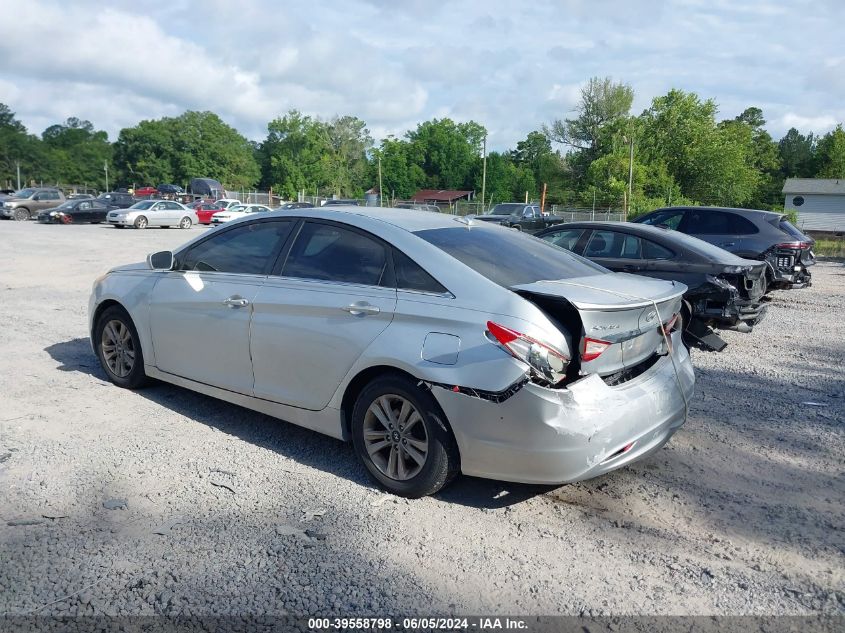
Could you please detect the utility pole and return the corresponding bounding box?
[15,160,21,190]
[480,134,487,213]
[377,155,384,207]
[627,135,634,213]
[104,160,109,192]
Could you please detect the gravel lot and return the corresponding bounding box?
[0,221,842,618]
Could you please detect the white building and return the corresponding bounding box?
[783,178,845,233]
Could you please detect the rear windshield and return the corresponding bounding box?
[416,225,607,287]
[778,219,809,241]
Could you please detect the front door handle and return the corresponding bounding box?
[721,242,736,247]
[341,302,380,316]
[623,264,641,272]
[223,296,250,308]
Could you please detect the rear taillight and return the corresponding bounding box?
[776,241,812,250]
[581,337,611,362]
[486,321,569,385]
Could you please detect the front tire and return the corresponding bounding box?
[13,208,30,221]
[94,305,148,389]
[351,375,459,498]
[179,216,192,229]
[134,216,148,229]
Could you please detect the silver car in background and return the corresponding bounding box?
[89,207,695,497]
[107,200,197,229]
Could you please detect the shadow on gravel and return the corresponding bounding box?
[44,338,545,509]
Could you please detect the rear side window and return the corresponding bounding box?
[416,225,606,287]
[283,222,388,286]
[685,210,758,235]
[393,249,447,294]
[779,219,807,241]
[180,220,293,274]
[642,239,674,260]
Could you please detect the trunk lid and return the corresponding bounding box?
[513,274,686,377]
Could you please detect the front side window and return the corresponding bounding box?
[283,222,388,286]
[416,225,606,288]
[179,220,293,274]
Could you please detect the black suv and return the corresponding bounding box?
[97,192,136,209]
[633,206,815,289]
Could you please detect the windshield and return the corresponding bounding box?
[488,203,523,215]
[13,188,37,198]
[129,201,157,210]
[416,225,608,287]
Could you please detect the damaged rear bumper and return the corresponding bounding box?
[431,331,695,485]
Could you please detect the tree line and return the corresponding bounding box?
[1,77,843,214]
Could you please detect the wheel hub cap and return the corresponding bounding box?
[363,394,429,481]
[101,320,135,378]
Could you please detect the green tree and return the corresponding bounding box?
[546,76,634,167]
[723,107,780,207]
[370,136,426,201]
[114,111,258,190]
[322,115,373,197]
[0,103,50,188]
[637,89,759,206]
[405,118,486,190]
[778,128,816,178]
[42,117,112,189]
[474,152,536,204]
[813,124,845,178]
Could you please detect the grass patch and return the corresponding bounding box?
[813,237,845,258]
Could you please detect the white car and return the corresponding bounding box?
[107,200,198,229]
[214,199,242,210]
[211,204,273,224]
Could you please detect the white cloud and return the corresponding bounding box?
[0,0,842,149]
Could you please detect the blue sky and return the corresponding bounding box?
[0,0,842,150]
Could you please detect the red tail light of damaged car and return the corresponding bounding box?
[486,321,569,385]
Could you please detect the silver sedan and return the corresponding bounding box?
[107,200,198,229]
[89,207,695,497]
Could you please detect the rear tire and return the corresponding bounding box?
[179,216,193,229]
[134,216,148,229]
[13,208,29,221]
[351,374,459,498]
[94,305,148,389]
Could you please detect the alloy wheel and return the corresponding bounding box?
[101,319,135,378]
[179,216,192,229]
[363,394,429,481]
[135,216,148,229]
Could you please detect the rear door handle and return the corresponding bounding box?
[721,242,735,247]
[623,264,641,272]
[341,302,380,316]
[223,296,250,308]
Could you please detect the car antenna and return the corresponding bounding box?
[454,216,474,228]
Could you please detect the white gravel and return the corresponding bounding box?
[0,221,842,617]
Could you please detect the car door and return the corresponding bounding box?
[89,201,109,222]
[148,219,296,394]
[250,220,397,409]
[679,209,746,254]
[75,201,92,222]
[582,229,638,272]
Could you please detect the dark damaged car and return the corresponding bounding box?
[633,206,815,289]
[536,222,768,351]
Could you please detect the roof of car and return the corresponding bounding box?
[255,206,465,232]
[651,205,782,219]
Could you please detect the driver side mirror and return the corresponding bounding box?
[148,250,176,270]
